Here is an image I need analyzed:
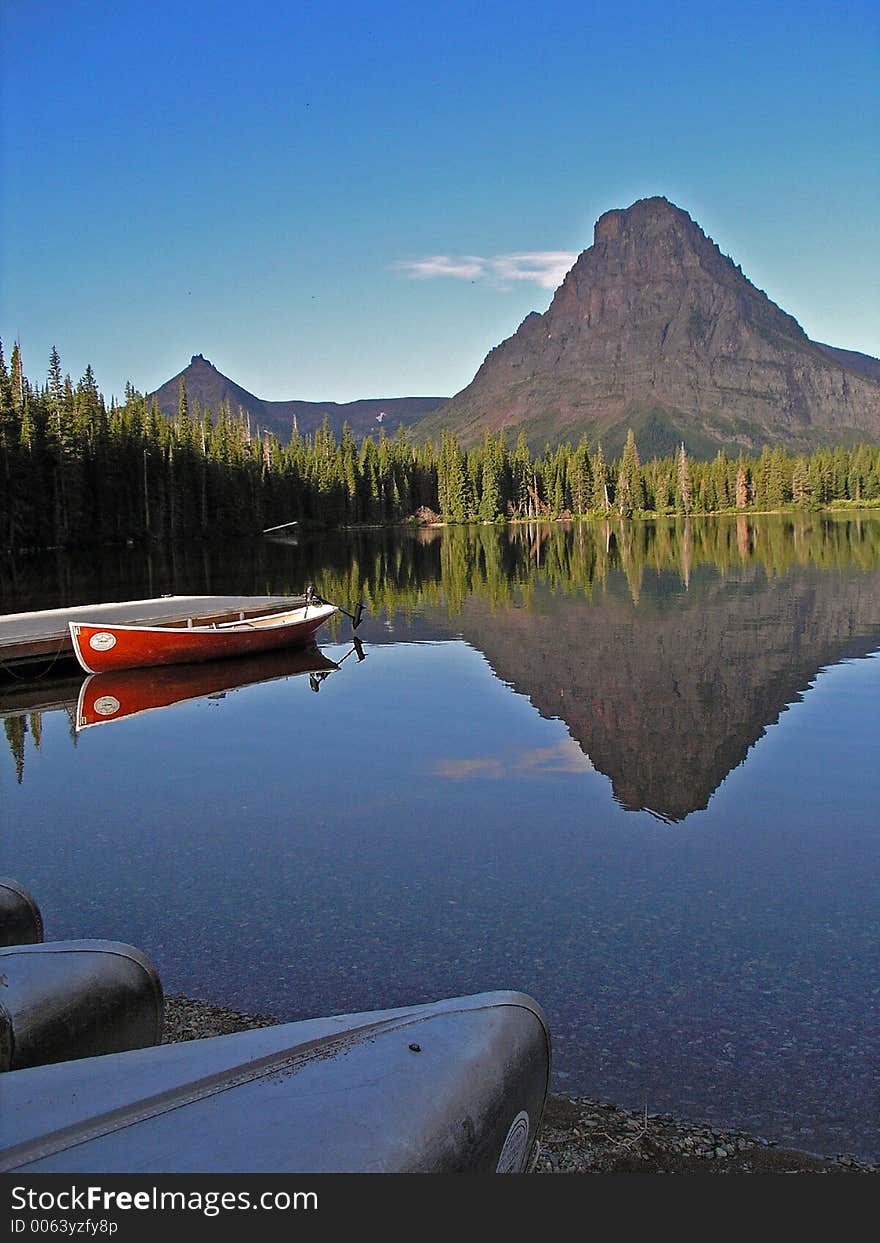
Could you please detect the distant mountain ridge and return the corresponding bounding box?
[148,354,447,442]
[815,343,880,383]
[416,196,880,458]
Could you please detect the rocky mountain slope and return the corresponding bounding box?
[417,197,880,458]
[149,354,446,442]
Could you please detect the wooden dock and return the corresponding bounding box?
[0,672,83,720]
[0,595,307,669]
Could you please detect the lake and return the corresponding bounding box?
[2,515,879,1160]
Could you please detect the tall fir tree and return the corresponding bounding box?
[677,443,693,515]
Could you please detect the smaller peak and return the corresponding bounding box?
[190,353,211,367]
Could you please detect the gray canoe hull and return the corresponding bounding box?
[0,878,43,947]
[0,940,163,1072]
[0,991,550,1173]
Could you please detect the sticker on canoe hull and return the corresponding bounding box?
[93,695,121,717]
[89,632,117,652]
[496,1110,530,1173]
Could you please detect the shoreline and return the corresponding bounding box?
[4,503,880,558]
[163,995,877,1175]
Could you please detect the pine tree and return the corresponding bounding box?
[177,376,189,426]
[616,428,644,517]
[438,430,469,522]
[568,435,592,515]
[677,443,692,515]
[710,449,730,509]
[510,432,532,517]
[735,459,750,509]
[0,340,11,425]
[592,443,610,511]
[10,341,24,413]
[791,456,812,507]
[768,447,791,508]
[478,432,502,521]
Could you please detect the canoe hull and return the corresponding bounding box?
[0,940,163,1072]
[69,604,337,674]
[0,878,43,947]
[0,991,550,1173]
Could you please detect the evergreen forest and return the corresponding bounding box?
[3,344,880,553]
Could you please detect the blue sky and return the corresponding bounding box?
[1,0,877,402]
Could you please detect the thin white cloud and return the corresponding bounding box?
[394,250,578,290]
[395,255,487,280]
[490,252,578,289]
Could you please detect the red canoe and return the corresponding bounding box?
[75,646,340,730]
[68,603,338,674]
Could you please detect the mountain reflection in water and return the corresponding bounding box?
[438,566,880,821]
[4,515,880,822]
[325,515,880,820]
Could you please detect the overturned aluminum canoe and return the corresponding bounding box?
[0,991,550,1173]
[0,878,43,947]
[0,940,163,1072]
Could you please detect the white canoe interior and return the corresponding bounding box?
[213,603,337,632]
[73,603,338,637]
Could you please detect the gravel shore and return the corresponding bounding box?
[163,995,876,1175]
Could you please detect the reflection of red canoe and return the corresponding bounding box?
[76,646,340,730]
[68,603,337,674]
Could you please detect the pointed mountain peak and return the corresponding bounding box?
[417,196,880,457]
[593,195,695,245]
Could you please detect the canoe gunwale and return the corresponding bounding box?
[70,603,336,639]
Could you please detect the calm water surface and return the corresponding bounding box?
[2,517,879,1158]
